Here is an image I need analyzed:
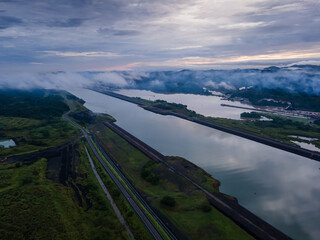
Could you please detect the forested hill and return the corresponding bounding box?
[0,89,69,119]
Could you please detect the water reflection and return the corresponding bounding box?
[117,89,255,119]
[0,139,16,148]
[69,88,320,240]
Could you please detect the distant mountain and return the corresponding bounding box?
[85,64,320,96]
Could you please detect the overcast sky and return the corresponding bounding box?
[0,0,320,72]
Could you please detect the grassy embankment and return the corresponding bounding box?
[84,142,153,240]
[65,92,115,129]
[92,123,254,240]
[210,114,320,147]
[0,89,156,240]
[0,140,129,240]
[0,90,79,157]
[132,97,320,149]
[67,92,156,239]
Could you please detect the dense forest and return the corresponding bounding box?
[0,89,69,119]
[231,88,320,111]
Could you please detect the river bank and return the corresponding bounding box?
[103,121,291,240]
[94,89,320,161]
[69,87,320,239]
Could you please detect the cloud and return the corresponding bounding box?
[47,18,86,28]
[0,71,129,89]
[0,15,22,29]
[205,81,236,91]
[168,45,203,50]
[42,51,124,57]
[91,72,128,87]
[0,0,319,71]
[98,28,140,36]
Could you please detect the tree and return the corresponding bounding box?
[160,196,176,207]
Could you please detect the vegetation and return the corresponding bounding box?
[0,116,78,157]
[67,94,115,129]
[210,114,320,148]
[84,142,153,240]
[160,196,176,207]
[141,161,160,185]
[240,112,261,119]
[0,90,79,157]
[0,89,69,120]
[144,100,198,117]
[231,88,320,111]
[92,123,254,240]
[0,142,129,240]
[129,94,320,149]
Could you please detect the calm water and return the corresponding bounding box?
[69,88,320,240]
[117,89,255,120]
[0,139,16,148]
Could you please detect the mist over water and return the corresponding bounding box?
[0,65,320,96]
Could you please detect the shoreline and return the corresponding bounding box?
[94,89,320,162]
[103,120,291,240]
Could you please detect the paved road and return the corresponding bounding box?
[62,98,165,240]
[84,146,135,240]
[90,134,178,240]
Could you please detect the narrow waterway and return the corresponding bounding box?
[69,88,320,240]
[117,89,254,119]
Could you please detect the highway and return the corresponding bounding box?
[90,133,178,240]
[84,146,135,240]
[62,97,170,240]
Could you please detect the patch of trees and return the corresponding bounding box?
[69,111,94,125]
[152,100,187,111]
[240,112,261,119]
[141,161,160,185]
[0,89,69,120]
[160,196,176,207]
[252,116,320,132]
[232,88,320,111]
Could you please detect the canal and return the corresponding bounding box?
[69,88,320,240]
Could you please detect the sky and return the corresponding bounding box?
[1,0,320,72]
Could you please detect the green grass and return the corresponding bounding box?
[88,136,171,240]
[92,124,255,240]
[84,141,153,240]
[210,115,320,148]
[0,116,79,157]
[0,142,129,240]
[127,94,320,149]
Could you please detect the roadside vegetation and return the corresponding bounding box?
[84,142,153,240]
[92,123,254,240]
[0,140,129,240]
[0,89,158,240]
[66,92,115,129]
